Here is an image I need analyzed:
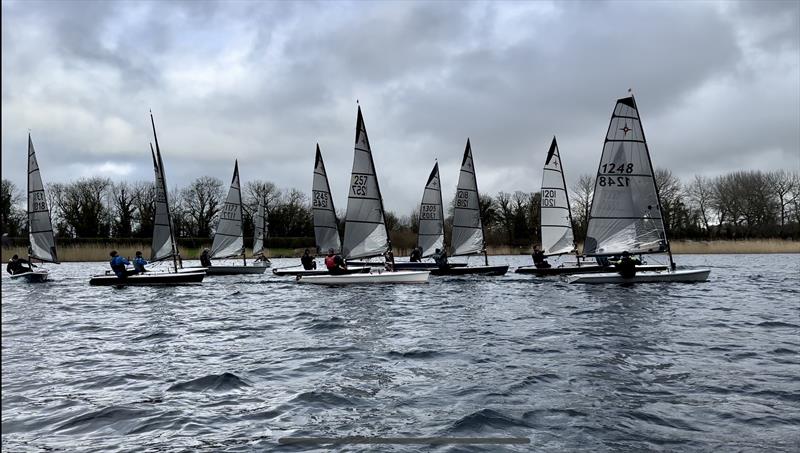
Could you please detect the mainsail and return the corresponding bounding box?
[252,196,266,257]
[210,160,245,259]
[416,162,444,257]
[150,113,180,267]
[342,106,390,260]
[540,137,576,256]
[27,134,59,263]
[312,144,342,253]
[451,139,485,257]
[584,95,668,256]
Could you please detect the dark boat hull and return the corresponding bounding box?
[515,264,668,276]
[429,265,509,276]
[89,271,205,286]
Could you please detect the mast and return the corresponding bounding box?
[150,112,180,272]
[468,139,489,266]
[630,94,675,270]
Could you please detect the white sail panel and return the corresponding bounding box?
[540,137,575,256]
[417,162,444,257]
[210,161,245,259]
[27,135,59,263]
[584,96,668,256]
[150,145,176,262]
[253,197,266,256]
[312,145,342,253]
[451,139,485,256]
[342,107,390,260]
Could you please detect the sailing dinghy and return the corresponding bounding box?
[10,134,59,283]
[200,161,267,275]
[273,145,370,277]
[89,113,205,286]
[297,106,429,284]
[568,95,709,284]
[429,140,508,276]
[515,137,665,276]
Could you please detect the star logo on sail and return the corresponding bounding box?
[620,123,631,136]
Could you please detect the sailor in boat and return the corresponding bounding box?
[614,251,642,278]
[324,248,347,275]
[532,245,551,269]
[300,249,316,270]
[6,254,36,275]
[384,250,395,271]
[432,248,449,270]
[132,251,148,274]
[109,250,135,278]
[409,247,422,263]
[200,248,212,267]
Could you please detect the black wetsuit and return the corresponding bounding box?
[615,256,642,278]
[533,250,551,269]
[200,252,212,267]
[6,258,33,275]
[409,249,422,262]
[301,253,315,270]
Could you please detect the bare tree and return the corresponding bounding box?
[571,174,594,240]
[55,178,112,238]
[1,179,24,237]
[111,182,137,237]
[686,175,714,234]
[132,181,156,238]
[180,176,224,238]
[767,170,799,231]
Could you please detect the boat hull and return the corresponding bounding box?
[297,270,430,284]
[273,266,370,276]
[568,269,711,284]
[9,270,49,283]
[516,263,668,276]
[393,262,468,270]
[89,271,206,286]
[429,265,509,276]
[184,265,268,275]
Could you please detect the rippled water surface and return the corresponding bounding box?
[2,254,799,452]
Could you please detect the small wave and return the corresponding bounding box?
[167,372,249,392]
[625,410,704,432]
[289,390,359,408]
[133,331,175,341]
[55,406,152,434]
[449,409,530,431]
[386,349,441,359]
[771,347,796,355]
[757,321,799,329]
[304,317,346,330]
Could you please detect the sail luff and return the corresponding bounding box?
[450,139,485,257]
[150,112,179,270]
[342,106,390,260]
[210,160,245,259]
[312,144,342,253]
[416,161,445,257]
[540,136,577,256]
[583,95,668,257]
[26,134,59,263]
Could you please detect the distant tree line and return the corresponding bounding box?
[2,169,798,250]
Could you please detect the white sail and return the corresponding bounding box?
[210,160,245,259]
[417,162,444,257]
[312,144,342,253]
[451,139,485,257]
[584,95,668,256]
[342,106,390,260]
[27,135,59,263]
[150,144,176,262]
[253,196,266,256]
[540,137,576,256]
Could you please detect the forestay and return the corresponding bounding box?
[451,139,485,256]
[253,197,266,256]
[210,161,245,259]
[150,144,176,262]
[540,137,576,256]
[584,96,667,256]
[312,144,342,253]
[417,162,444,257]
[27,135,59,263]
[342,106,391,260]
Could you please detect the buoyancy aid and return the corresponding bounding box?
[325,255,336,270]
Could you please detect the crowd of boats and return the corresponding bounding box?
[8,93,710,286]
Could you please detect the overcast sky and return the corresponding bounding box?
[2,0,798,215]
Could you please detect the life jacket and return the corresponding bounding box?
[325,255,336,270]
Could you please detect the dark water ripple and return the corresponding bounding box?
[2,254,799,451]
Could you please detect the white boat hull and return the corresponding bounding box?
[183,265,267,275]
[273,266,370,277]
[9,270,49,283]
[568,268,711,284]
[297,270,430,284]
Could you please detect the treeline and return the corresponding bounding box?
[2,169,799,250]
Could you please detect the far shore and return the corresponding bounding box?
[1,239,798,263]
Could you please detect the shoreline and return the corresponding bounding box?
[1,239,797,263]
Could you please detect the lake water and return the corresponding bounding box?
[2,254,799,452]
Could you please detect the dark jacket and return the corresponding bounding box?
[6,258,33,275]
[301,253,315,270]
[110,256,131,278]
[133,257,148,273]
[200,252,212,267]
[615,256,642,278]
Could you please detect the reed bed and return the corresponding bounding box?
[669,239,800,254]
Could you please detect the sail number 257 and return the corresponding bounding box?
[351,175,369,196]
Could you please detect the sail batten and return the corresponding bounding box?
[210,160,245,259]
[27,135,59,263]
[312,144,342,254]
[584,95,668,256]
[416,162,444,257]
[450,139,485,257]
[540,137,576,257]
[342,106,390,260]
